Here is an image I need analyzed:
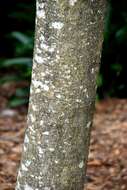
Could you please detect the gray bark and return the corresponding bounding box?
[16,0,106,190]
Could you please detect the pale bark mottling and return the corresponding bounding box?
[16,0,106,190]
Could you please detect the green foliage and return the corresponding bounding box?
[0,0,127,107]
[98,0,127,98]
[10,31,33,56]
[0,0,35,107]
[8,87,29,107]
[1,58,32,67]
[0,31,32,106]
[8,97,28,107]
[97,74,104,87]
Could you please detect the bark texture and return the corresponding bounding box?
[16,0,106,190]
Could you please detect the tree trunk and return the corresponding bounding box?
[16,1,106,190]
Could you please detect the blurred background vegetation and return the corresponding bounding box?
[0,0,127,107]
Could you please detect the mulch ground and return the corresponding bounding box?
[0,98,127,190]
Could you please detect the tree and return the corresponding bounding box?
[16,0,106,189]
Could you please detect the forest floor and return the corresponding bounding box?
[0,85,127,190]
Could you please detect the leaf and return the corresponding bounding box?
[8,97,28,107]
[96,74,103,87]
[111,63,122,72]
[115,26,127,43]
[11,32,31,45]
[15,88,29,97]
[1,58,32,67]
